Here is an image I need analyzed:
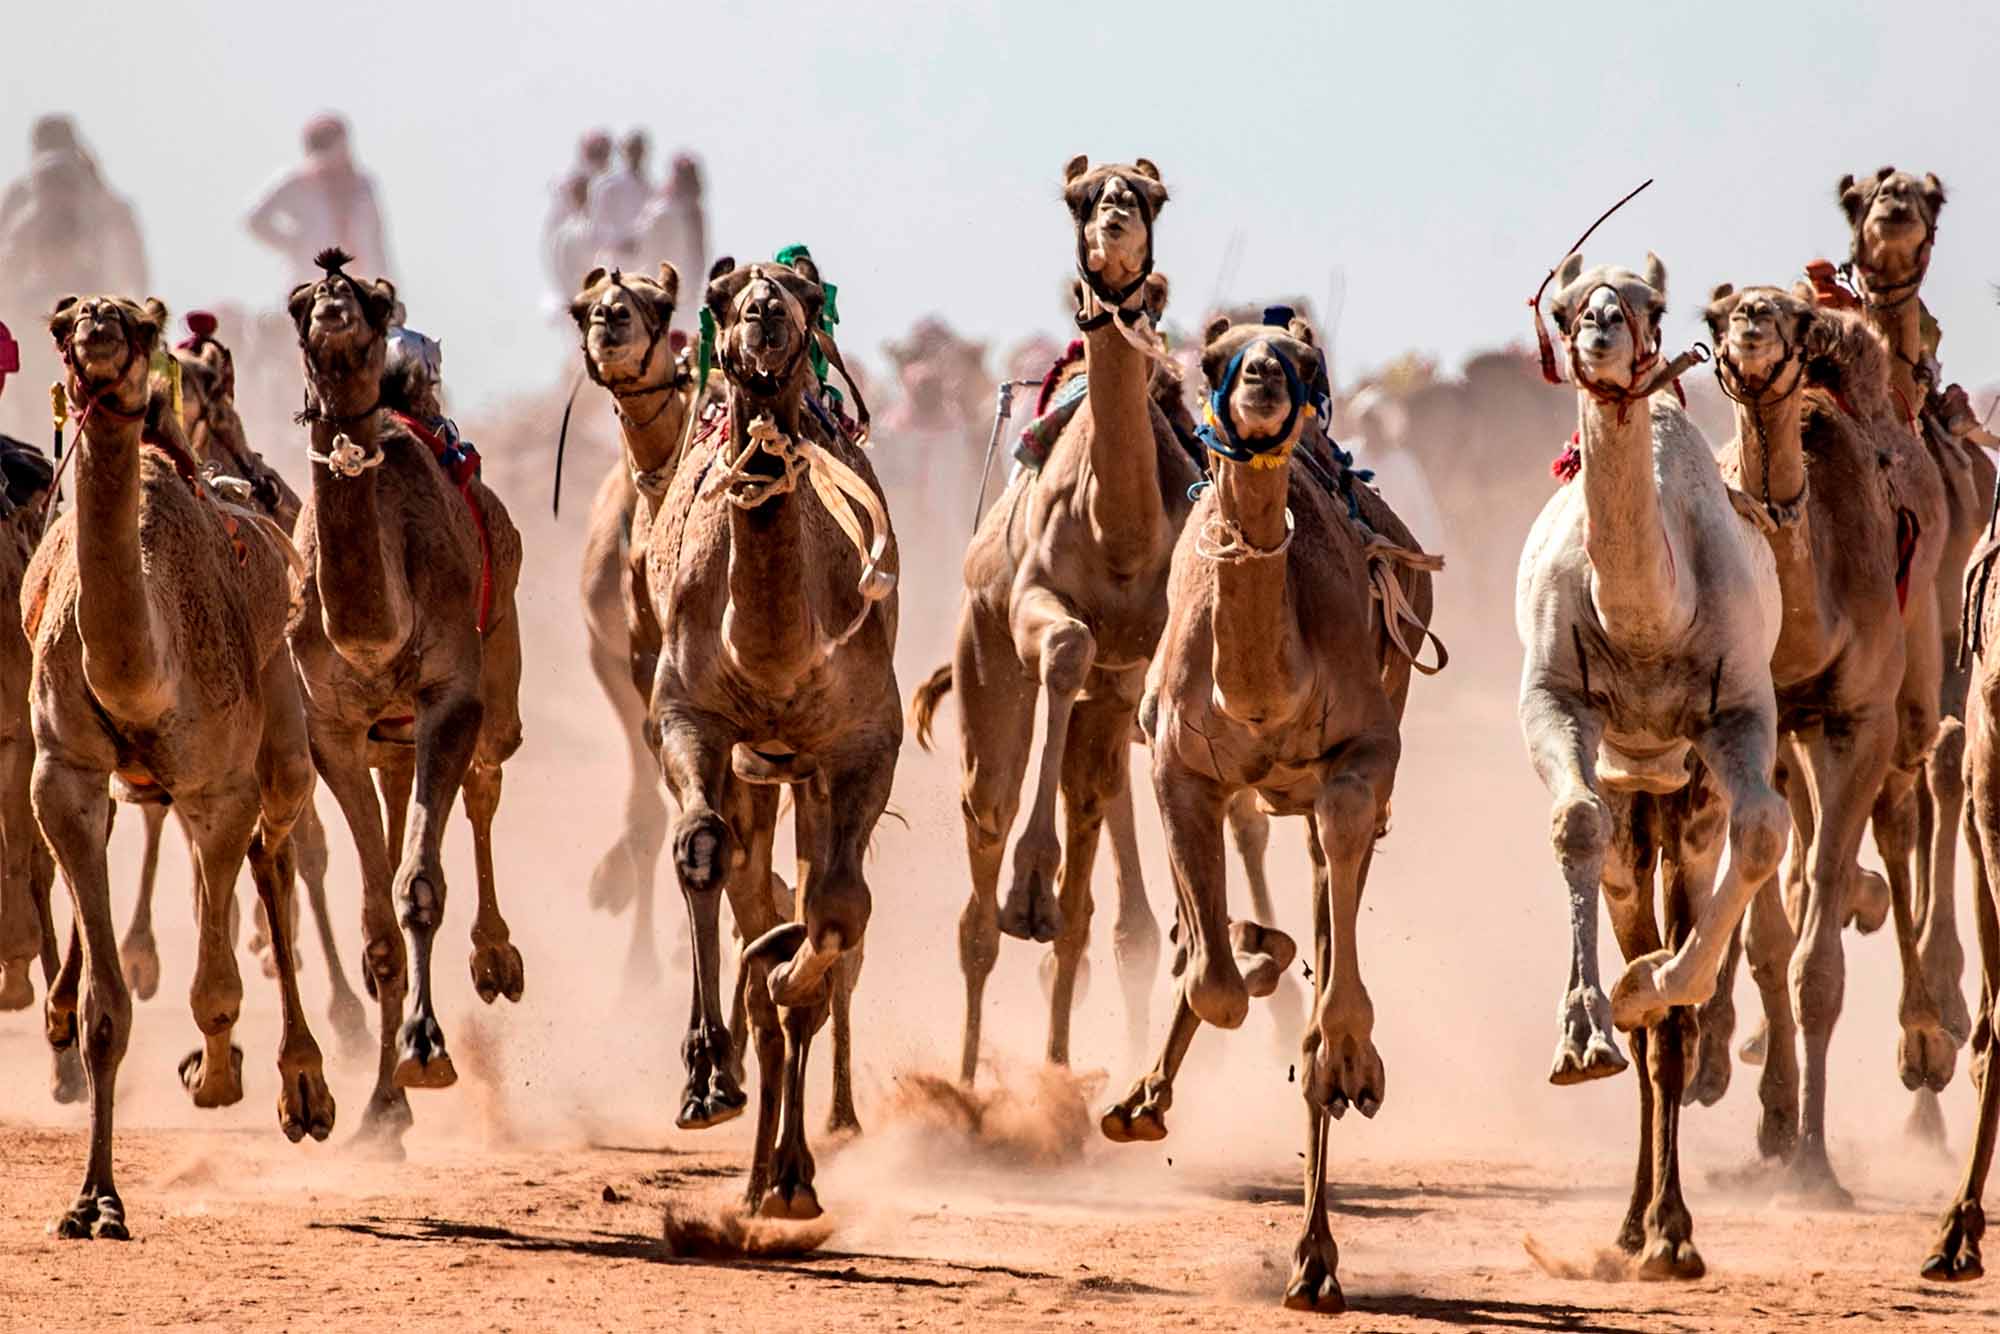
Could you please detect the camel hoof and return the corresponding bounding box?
[1229,921,1297,999]
[1638,1238,1705,1281]
[0,960,34,1011]
[1899,1021,1957,1093]
[1548,1032,1627,1086]
[278,1054,337,1143]
[1100,1078,1171,1143]
[1184,943,1250,1031]
[758,1181,823,1222]
[393,1016,458,1090]
[676,1080,747,1131]
[470,938,526,1005]
[361,936,401,1000]
[1609,949,1674,1032]
[349,1092,413,1161]
[1777,1150,1854,1211]
[119,933,161,1002]
[1936,978,1973,1049]
[1304,1026,1384,1120]
[588,842,640,914]
[1282,1240,1344,1314]
[825,1106,862,1139]
[1921,1201,1985,1283]
[179,1044,246,1109]
[1756,1103,1799,1163]
[1844,867,1890,934]
[49,1046,85,1105]
[54,1192,127,1242]
[997,863,1061,944]
[1684,1018,1733,1107]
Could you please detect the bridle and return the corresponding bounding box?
[716,272,814,399]
[60,310,147,428]
[1196,337,1318,471]
[1711,307,1809,527]
[1848,185,1936,316]
[1073,175,1155,324]
[293,276,385,429]
[580,272,684,421]
[1560,284,1707,425]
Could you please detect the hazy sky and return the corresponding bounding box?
[5,1,1998,411]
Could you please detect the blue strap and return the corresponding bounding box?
[1197,343,1306,462]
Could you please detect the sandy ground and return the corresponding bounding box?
[3,392,1999,1329]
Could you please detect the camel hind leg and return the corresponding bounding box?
[1285,811,1342,1313]
[1106,773,1161,1067]
[657,717,746,1130]
[1000,588,1094,945]
[112,802,168,1004]
[1230,789,1306,1052]
[1045,694,1130,1067]
[0,721,48,1009]
[461,761,525,1006]
[293,801,369,1055]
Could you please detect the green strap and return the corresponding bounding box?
[774,243,835,387]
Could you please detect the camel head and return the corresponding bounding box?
[1546,253,1669,393]
[286,247,396,397]
[570,263,679,391]
[1703,284,1835,395]
[1839,166,1944,295]
[48,293,164,410]
[705,259,823,404]
[1197,308,1324,457]
[1062,155,1167,311]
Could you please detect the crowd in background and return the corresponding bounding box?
[541,129,706,326]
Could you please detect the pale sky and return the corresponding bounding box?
[5,0,1997,410]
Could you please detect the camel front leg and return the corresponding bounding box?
[1922,714,1973,1046]
[1922,778,1998,1283]
[1633,794,1705,1280]
[723,780,783,1088]
[1230,789,1306,1050]
[176,785,260,1112]
[1303,731,1400,1119]
[1519,685,1624,1084]
[1285,822,1342,1313]
[1000,589,1094,944]
[310,723,408,1151]
[658,714,744,1129]
[390,682,483,1091]
[0,726,47,1010]
[461,761,525,1006]
[1106,774,1161,1065]
[1152,757,1242,1031]
[1609,707,1785,1032]
[33,757,131,1239]
[1046,695,1129,1066]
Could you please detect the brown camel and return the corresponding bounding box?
[643,258,897,1215]
[287,250,525,1149]
[1098,310,1438,1312]
[1919,399,2000,1282]
[29,294,332,1239]
[572,265,703,988]
[0,429,71,1100]
[1519,255,1787,1278]
[112,322,367,1057]
[914,155,1198,1085]
[1686,282,1943,1204]
[1839,167,1986,1083]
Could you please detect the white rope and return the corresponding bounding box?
[1196,509,1294,562]
[307,432,385,479]
[1077,287,1169,363]
[1363,535,1448,675]
[700,412,897,653]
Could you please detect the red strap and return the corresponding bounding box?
[388,410,494,634]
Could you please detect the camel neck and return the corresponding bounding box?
[307,406,413,669]
[616,383,690,487]
[720,392,819,693]
[1730,385,1807,514]
[1208,453,1306,726]
[73,407,168,721]
[1577,394,1689,650]
[1079,324,1165,573]
[1867,297,1926,416]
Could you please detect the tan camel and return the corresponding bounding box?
[1839,167,1984,1071]
[1518,255,1786,1276]
[572,265,701,987]
[1093,309,1438,1312]
[0,429,73,1100]
[1919,401,2000,1282]
[1682,282,1949,1203]
[287,251,525,1149]
[112,324,367,1056]
[29,294,332,1238]
[914,155,1198,1084]
[643,258,897,1215]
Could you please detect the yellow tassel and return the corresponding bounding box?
[50,381,66,430]
[151,344,183,422]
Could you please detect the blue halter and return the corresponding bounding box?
[1196,315,1315,464]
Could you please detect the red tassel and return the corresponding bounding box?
[1550,431,1581,483]
[1531,297,1562,386]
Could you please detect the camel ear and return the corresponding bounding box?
[1709,283,1734,304]
[360,278,397,331]
[1836,173,1867,224]
[708,255,736,284]
[286,281,316,333]
[1141,272,1170,322]
[134,298,167,352]
[1701,288,1734,338]
[654,262,681,308]
[1555,252,1583,290]
[1203,315,1232,346]
[772,268,825,336]
[1922,172,1946,215]
[47,295,81,347]
[704,264,754,323]
[1876,165,1896,182]
[1642,252,1667,296]
[1062,154,1090,184]
[1287,318,1318,348]
[1132,158,1161,181]
[579,265,607,296]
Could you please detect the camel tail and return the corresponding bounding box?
[909,663,953,752]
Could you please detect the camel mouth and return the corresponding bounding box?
[68,320,135,378]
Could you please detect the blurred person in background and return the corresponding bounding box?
[1342,383,1445,553]
[0,114,148,319]
[590,129,651,262]
[542,174,599,317]
[245,113,394,291]
[633,154,707,328]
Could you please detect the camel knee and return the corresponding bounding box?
[1932,718,1966,798]
[1731,792,1787,886]
[673,809,731,893]
[804,869,870,954]
[961,790,1014,854]
[958,897,999,976]
[1039,622,1095,697]
[1319,775,1380,861]
[1789,933,1847,1035]
[80,981,132,1064]
[1551,793,1609,865]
